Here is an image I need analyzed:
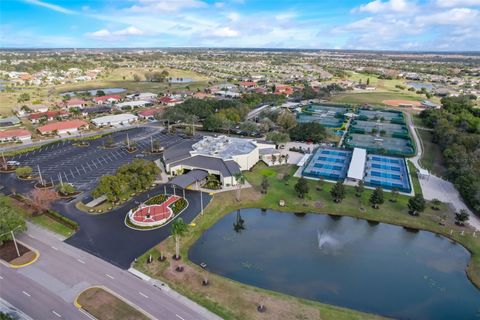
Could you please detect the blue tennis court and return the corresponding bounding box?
[364,154,411,193]
[303,147,352,181]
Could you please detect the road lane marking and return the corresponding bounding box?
[52,310,62,318]
[105,274,114,279]
[22,291,31,297]
[27,234,35,239]
[175,314,185,320]
[51,246,58,251]
[77,259,86,264]
[138,292,149,298]
[0,275,3,280]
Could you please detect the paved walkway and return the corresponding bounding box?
[406,112,480,231]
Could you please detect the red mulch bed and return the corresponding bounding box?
[0,240,30,263]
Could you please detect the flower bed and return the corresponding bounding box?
[126,194,188,230]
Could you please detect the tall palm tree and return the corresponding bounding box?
[171,218,188,260]
[234,172,246,202]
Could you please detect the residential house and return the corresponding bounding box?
[0,129,32,142]
[37,119,89,135]
[93,94,121,105]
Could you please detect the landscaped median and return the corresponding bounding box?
[135,163,480,320]
[0,240,39,268]
[74,286,151,320]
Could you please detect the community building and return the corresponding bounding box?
[163,135,276,188]
[91,113,138,127]
[115,100,153,110]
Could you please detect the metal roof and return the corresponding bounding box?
[169,169,208,189]
[347,147,367,180]
[169,155,240,177]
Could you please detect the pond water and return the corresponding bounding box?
[168,77,193,83]
[60,87,126,97]
[406,82,435,90]
[190,209,480,320]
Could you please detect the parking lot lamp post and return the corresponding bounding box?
[196,180,203,215]
[37,165,44,186]
[172,184,176,196]
[183,188,185,199]
[150,137,153,153]
[164,185,167,195]
[126,133,131,149]
[11,230,20,257]
[1,151,6,170]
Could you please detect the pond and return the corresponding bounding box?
[190,209,480,320]
[406,82,435,90]
[60,87,126,97]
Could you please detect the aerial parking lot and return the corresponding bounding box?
[1,125,210,268]
[8,126,188,195]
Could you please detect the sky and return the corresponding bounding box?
[0,0,479,51]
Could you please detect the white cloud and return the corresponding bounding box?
[115,26,145,36]
[24,0,76,14]
[127,0,207,13]
[86,29,111,38]
[354,0,412,13]
[435,0,480,8]
[214,2,225,8]
[416,8,479,26]
[211,27,239,37]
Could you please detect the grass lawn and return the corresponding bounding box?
[0,195,75,238]
[30,214,74,237]
[329,91,423,106]
[417,129,447,178]
[407,160,423,196]
[135,163,480,320]
[76,287,149,320]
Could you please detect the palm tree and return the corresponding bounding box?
[235,172,246,202]
[171,218,188,260]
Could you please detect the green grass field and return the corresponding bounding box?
[417,129,447,177]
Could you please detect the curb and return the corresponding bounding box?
[73,285,156,320]
[1,240,40,269]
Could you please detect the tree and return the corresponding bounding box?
[133,74,141,82]
[408,194,426,215]
[431,198,441,210]
[96,90,106,97]
[203,114,225,132]
[105,135,114,148]
[390,188,399,202]
[56,183,76,196]
[0,197,26,245]
[355,180,364,197]
[266,131,290,145]
[283,174,291,185]
[261,176,270,194]
[17,92,30,103]
[271,154,277,165]
[369,187,384,209]
[15,166,32,178]
[289,122,327,143]
[455,209,469,226]
[276,111,297,131]
[235,172,246,201]
[330,181,346,203]
[294,177,309,198]
[366,78,370,86]
[171,218,188,260]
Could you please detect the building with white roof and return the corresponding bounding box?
[115,100,153,110]
[91,113,138,127]
[347,148,367,182]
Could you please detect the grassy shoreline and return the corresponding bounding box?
[135,164,480,320]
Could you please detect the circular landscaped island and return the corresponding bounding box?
[125,194,188,230]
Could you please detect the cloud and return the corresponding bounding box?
[24,0,76,14]
[416,8,479,26]
[435,0,480,7]
[354,0,412,13]
[211,27,239,37]
[85,26,146,38]
[127,0,207,13]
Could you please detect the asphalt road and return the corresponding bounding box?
[0,223,221,320]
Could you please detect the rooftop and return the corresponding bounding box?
[191,135,257,159]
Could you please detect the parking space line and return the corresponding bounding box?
[52,310,62,318]
[22,291,31,297]
[138,292,149,298]
[76,167,81,175]
[70,169,75,178]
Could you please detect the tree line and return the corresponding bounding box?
[419,96,480,214]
